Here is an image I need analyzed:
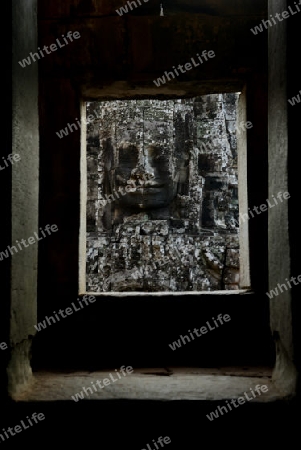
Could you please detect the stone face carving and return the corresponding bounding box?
[112,142,185,210]
[86,95,240,292]
[100,101,190,226]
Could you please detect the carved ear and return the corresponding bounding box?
[102,138,114,172]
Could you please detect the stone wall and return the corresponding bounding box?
[7,0,39,397]
[86,94,240,292]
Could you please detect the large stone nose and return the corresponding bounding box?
[130,163,155,182]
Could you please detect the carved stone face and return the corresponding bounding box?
[101,101,189,215]
[113,142,183,209]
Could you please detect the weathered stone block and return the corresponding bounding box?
[223,268,240,285]
[225,248,240,269]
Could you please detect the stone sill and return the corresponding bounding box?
[81,289,253,297]
[13,367,285,403]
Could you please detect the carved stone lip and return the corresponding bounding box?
[136,183,164,189]
[125,179,164,188]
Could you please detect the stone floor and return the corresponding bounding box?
[14,367,284,402]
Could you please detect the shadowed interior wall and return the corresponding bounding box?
[32,0,272,370]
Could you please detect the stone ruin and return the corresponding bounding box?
[86,94,240,292]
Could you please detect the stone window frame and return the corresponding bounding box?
[79,90,251,296]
